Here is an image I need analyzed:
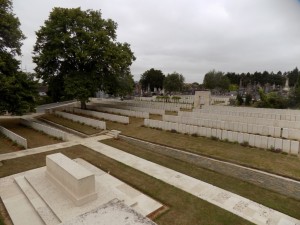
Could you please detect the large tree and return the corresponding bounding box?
[33,7,135,108]
[203,70,229,90]
[0,0,37,115]
[163,72,185,93]
[140,68,165,92]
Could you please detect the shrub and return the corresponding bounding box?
[170,129,177,133]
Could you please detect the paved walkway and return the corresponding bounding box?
[1,135,300,225]
[83,140,300,225]
[0,135,110,161]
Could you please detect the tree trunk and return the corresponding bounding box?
[81,101,87,109]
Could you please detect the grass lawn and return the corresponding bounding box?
[0,134,23,154]
[0,119,61,149]
[106,117,300,180]
[102,138,300,220]
[0,145,253,225]
[39,114,102,135]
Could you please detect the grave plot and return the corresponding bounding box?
[63,108,130,124]
[102,138,300,221]
[0,133,23,154]
[0,119,61,148]
[39,113,103,135]
[87,105,150,119]
[100,115,300,180]
[0,145,253,225]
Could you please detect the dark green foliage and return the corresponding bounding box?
[245,94,252,106]
[236,94,243,105]
[33,7,135,107]
[0,72,38,115]
[140,68,165,91]
[287,68,299,87]
[255,91,288,109]
[203,70,229,91]
[164,72,185,93]
[0,0,25,56]
[47,74,70,102]
[225,70,287,86]
[0,0,37,115]
[288,71,300,107]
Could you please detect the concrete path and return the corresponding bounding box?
[0,135,111,161]
[83,140,300,225]
[1,134,300,225]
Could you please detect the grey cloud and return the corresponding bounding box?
[13,0,300,83]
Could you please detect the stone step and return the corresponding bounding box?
[14,176,61,225]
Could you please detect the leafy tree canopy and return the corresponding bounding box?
[33,7,135,108]
[255,90,288,109]
[203,70,229,91]
[0,0,25,56]
[287,67,299,87]
[163,72,185,93]
[224,70,288,87]
[0,0,37,115]
[140,68,165,91]
[0,72,38,115]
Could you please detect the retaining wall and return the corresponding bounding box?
[88,103,165,116]
[20,118,70,141]
[45,101,79,113]
[54,111,106,130]
[144,119,300,155]
[163,115,283,139]
[178,111,300,129]
[88,106,149,119]
[201,105,300,116]
[120,135,300,200]
[89,98,183,111]
[194,108,300,122]
[64,108,129,124]
[125,100,183,111]
[0,126,27,148]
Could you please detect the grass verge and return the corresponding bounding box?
[0,134,22,154]
[0,145,252,225]
[106,117,300,180]
[102,138,300,220]
[0,119,61,149]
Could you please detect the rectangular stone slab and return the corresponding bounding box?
[46,153,97,206]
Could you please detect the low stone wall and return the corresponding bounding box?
[54,111,106,130]
[120,135,300,200]
[88,106,149,119]
[201,105,300,116]
[65,108,129,124]
[45,101,79,113]
[127,100,183,111]
[0,126,27,148]
[90,98,183,111]
[20,118,70,141]
[163,115,282,139]
[179,111,300,129]
[211,96,230,105]
[144,119,300,155]
[127,106,165,115]
[195,108,300,121]
[88,103,165,116]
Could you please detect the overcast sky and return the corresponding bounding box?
[13,0,300,83]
